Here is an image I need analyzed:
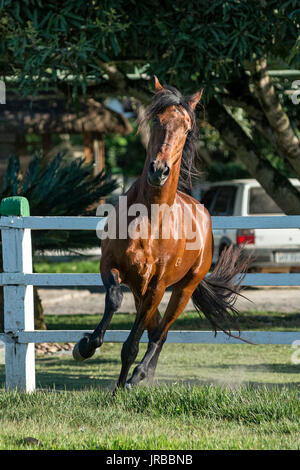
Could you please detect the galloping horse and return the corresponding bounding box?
[73,77,250,388]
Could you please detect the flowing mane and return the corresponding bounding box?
[139,84,200,193]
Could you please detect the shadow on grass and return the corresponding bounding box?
[37,355,121,366]
[0,363,117,391]
[2,361,300,392]
[35,372,116,391]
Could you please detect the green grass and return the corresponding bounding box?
[0,384,299,449]
[3,258,299,449]
[1,340,300,449]
[1,308,300,449]
[34,259,99,273]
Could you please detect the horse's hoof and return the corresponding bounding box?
[72,335,96,362]
[72,342,86,362]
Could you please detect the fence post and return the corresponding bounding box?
[0,197,35,392]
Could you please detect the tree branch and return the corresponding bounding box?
[55,77,152,105]
[248,57,300,178]
[221,90,299,171]
[205,99,300,215]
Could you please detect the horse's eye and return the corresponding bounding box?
[153,116,160,126]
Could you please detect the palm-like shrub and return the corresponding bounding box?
[2,152,118,251]
[0,152,118,331]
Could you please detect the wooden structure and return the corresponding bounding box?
[0,97,132,187]
[1,196,300,391]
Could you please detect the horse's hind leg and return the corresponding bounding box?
[145,310,161,384]
[126,274,202,387]
[73,269,123,362]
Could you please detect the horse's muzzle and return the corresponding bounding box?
[147,160,170,187]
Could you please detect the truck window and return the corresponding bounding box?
[249,188,283,214]
[211,186,237,216]
[201,188,216,212]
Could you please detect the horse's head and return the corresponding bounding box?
[146,77,203,188]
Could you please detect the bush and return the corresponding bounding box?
[1,152,118,251]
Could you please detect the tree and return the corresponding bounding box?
[0,0,300,212]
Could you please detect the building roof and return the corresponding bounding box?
[0,98,132,135]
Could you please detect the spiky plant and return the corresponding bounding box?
[2,152,118,251]
[0,153,118,331]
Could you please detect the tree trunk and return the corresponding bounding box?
[248,57,300,178]
[83,131,94,164]
[221,92,297,175]
[33,286,47,330]
[205,99,300,215]
[94,132,105,175]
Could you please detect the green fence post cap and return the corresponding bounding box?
[0,197,30,216]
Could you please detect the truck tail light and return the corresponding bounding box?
[236,229,255,245]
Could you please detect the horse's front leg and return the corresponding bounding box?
[116,287,165,389]
[73,269,123,362]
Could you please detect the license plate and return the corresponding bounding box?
[275,252,300,263]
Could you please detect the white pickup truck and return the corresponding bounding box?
[201,179,300,272]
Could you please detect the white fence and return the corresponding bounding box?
[1,211,300,392]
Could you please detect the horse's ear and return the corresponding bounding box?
[154,76,164,92]
[188,88,204,110]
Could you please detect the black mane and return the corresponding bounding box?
[140,84,200,193]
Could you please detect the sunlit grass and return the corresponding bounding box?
[0,384,299,450]
[1,278,300,450]
[34,259,99,273]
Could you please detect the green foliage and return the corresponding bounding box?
[207,161,250,182]
[1,153,118,250]
[0,0,299,205]
[104,120,145,177]
[1,1,299,100]
[0,1,129,97]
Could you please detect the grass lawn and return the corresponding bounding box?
[1,289,300,449]
[1,311,300,449]
[0,384,299,450]
[34,258,99,273]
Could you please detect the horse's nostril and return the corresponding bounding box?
[149,161,155,174]
[148,160,170,185]
[163,165,170,176]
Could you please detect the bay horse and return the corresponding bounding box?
[73,77,251,389]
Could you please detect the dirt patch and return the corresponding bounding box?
[38,287,300,315]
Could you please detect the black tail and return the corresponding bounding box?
[192,245,254,344]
